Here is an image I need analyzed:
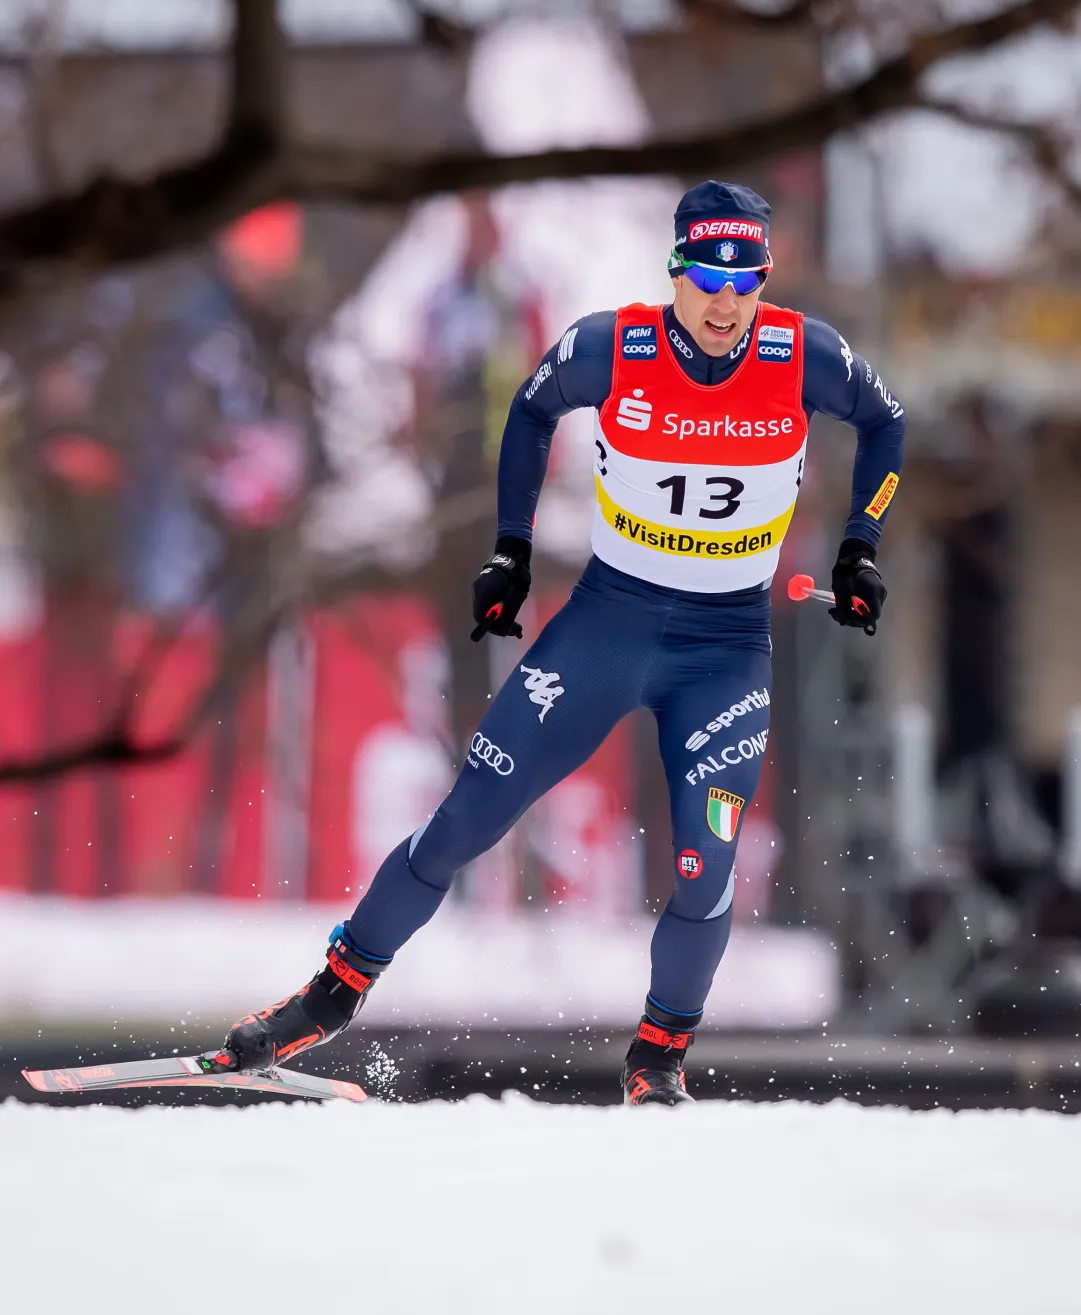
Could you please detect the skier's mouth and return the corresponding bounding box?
[704,317,737,338]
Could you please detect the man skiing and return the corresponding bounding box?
[207,181,904,1104]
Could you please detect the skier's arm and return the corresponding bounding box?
[495,312,616,542]
[801,316,906,551]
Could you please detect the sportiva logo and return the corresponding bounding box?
[669,327,694,359]
[663,413,795,439]
[616,390,653,431]
[622,324,657,359]
[688,219,764,243]
[685,688,770,752]
[557,327,578,364]
[468,733,515,776]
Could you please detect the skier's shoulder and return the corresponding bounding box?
[542,309,618,411]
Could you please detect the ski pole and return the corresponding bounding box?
[787,573,875,635]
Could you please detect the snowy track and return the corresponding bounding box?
[2,1096,1079,1314]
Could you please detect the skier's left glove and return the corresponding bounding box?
[829,538,886,636]
[470,536,531,642]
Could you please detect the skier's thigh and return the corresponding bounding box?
[413,592,646,866]
[656,652,772,920]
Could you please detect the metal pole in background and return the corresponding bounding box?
[1061,708,1081,890]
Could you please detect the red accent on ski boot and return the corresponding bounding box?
[205,934,384,1074]
[621,1017,695,1106]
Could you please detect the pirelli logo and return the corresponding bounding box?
[865,472,899,520]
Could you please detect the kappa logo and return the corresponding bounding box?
[838,334,854,382]
[468,733,514,776]
[706,788,745,843]
[616,390,653,431]
[622,324,657,358]
[520,665,565,722]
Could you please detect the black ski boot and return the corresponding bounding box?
[200,926,386,1074]
[621,1015,696,1106]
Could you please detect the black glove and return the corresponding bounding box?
[829,538,886,636]
[470,536,531,642]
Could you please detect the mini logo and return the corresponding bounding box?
[469,733,514,775]
[678,849,704,879]
[520,665,564,723]
[615,390,653,431]
[668,327,694,359]
[717,241,737,263]
[622,324,657,359]
[706,788,745,843]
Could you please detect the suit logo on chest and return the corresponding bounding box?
[621,324,657,358]
[616,390,653,430]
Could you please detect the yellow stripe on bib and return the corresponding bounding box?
[595,478,795,560]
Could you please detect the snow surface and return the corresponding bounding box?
[2,1096,1078,1313]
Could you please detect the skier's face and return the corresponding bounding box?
[672,273,764,357]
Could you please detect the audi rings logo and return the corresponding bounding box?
[470,733,515,775]
[669,327,694,359]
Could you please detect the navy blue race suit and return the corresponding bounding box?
[342,303,904,1024]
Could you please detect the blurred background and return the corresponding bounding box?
[1,0,1081,1108]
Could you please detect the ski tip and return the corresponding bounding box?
[329,1079,368,1103]
[787,572,814,601]
[21,1069,49,1092]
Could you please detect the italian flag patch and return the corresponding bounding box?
[706,788,744,843]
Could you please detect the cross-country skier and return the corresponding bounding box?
[206,181,905,1104]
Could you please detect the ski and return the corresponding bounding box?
[22,1055,367,1103]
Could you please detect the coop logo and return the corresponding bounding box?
[468,733,515,776]
[622,324,657,358]
[685,688,770,752]
[758,324,794,362]
[615,390,653,431]
[688,219,764,243]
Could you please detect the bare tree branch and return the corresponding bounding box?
[228,0,288,148]
[0,0,1076,272]
[923,95,1081,210]
[679,0,818,29]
